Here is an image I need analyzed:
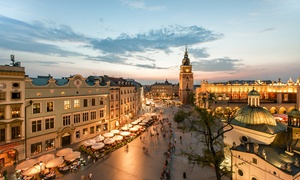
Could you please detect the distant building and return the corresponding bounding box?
[195,78,300,114]
[150,79,179,100]
[179,47,194,104]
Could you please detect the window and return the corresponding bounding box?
[99,98,104,105]
[103,123,108,131]
[63,115,71,126]
[47,102,53,112]
[11,105,20,118]
[76,130,80,139]
[83,128,88,135]
[64,100,70,110]
[83,99,88,107]
[0,92,5,100]
[253,158,257,164]
[33,103,40,114]
[0,129,5,142]
[45,118,54,129]
[0,106,5,119]
[11,126,20,139]
[11,92,21,100]
[111,94,114,100]
[96,125,101,132]
[74,114,80,123]
[99,110,104,118]
[32,120,42,132]
[74,99,80,108]
[91,111,96,120]
[238,169,244,176]
[45,139,55,151]
[91,98,95,106]
[31,142,42,155]
[90,126,94,134]
[83,112,89,122]
[12,82,20,88]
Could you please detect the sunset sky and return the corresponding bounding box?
[0,0,299,85]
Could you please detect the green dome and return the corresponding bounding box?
[231,105,287,134]
[248,89,260,96]
[288,108,300,117]
[235,106,276,125]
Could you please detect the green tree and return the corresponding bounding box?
[176,92,236,180]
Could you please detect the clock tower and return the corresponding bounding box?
[179,46,194,104]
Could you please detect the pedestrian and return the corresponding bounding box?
[88,172,93,180]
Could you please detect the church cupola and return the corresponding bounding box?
[182,46,190,66]
[248,87,260,106]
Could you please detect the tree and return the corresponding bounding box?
[175,92,236,180]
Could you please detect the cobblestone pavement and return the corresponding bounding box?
[5,103,230,180]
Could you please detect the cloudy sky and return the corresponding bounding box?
[0,0,299,85]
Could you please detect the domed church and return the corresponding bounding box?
[225,88,300,180]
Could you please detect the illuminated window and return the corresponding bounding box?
[76,130,80,139]
[83,128,88,135]
[74,99,80,108]
[31,142,42,155]
[64,100,70,110]
[33,103,40,113]
[47,102,53,112]
[96,125,101,132]
[45,138,55,151]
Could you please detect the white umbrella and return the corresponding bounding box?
[103,132,114,138]
[46,157,64,168]
[139,122,147,126]
[104,138,115,144]
[120,131,130,136]
[94,135,105,142]
[16,159,38,171]
[56,148,73,157]
[91,142,105,150]
[130,127,139,132]
[134,125,142,129]
[125,124,133,128]
[83,139,96,146]
[110,129,120,134]
[113,135,123,141]
[142,119,149,123]
[131,121,138,125]
[37,154,55,163]
[121,127,129,131]
[64,151,81,162]
[23,164,45,176]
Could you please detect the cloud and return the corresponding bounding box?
[90,25,223,54]
[0,15,87,57]
[120,0,165,11]
[192,57,243,71]
[259,27,275,33]
[0,15,224,70]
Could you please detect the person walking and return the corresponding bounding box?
[88,172,93,180]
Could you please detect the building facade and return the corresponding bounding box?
[0,56,26,166]
[24,74,110,158]
[179,47,194,104]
